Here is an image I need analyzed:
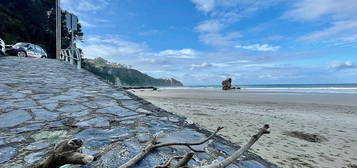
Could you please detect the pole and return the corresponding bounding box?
[56,0,61,59]
[70,30,74,64]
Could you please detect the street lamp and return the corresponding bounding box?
[56,0,61,59]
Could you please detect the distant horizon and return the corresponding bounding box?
[62,0,357,85]
[184,83,357,87]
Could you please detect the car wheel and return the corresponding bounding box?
[17,51,27,57]
[41,55,47,58]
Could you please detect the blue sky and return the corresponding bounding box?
[61,0,357,85]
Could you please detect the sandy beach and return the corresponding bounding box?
[130,88,357,168]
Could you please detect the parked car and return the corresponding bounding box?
[6,42,47,58]
[0,38,5,56]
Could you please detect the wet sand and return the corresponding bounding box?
[131,89,357,168]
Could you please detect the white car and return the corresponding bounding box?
[6,42,47,58]
[0,38,5,55]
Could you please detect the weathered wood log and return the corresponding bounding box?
[32,139,95,168]
[122,86,158,90]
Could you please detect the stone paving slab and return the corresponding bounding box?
[0,57,276,168]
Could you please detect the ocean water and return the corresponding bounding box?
[160,84,357,94]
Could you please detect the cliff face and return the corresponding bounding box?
[83,57,183,87]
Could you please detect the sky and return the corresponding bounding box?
[61,0,357,85]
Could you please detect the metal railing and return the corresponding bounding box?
[60,48,82,69]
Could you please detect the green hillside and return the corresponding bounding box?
[83,57,183,87]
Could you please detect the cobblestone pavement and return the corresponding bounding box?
[0,57,275,168]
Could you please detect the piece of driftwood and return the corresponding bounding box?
[195,124,269,168]
[155,125,270,168]
[32,139,95,168]
[122,86,158,90]
[155,152,195,168]
[119,127,224,168]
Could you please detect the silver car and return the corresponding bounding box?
[6,43,47,58]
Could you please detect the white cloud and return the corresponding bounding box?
[95,19,110,23]
[61,0,110,29]
[77,0,108,12]
[195,20,224,33]
[235,44,280,52]
[199,32,241,46]
[226,60,251,64]
[194,20,242,46]
[283,0,357,21]
[190,62,229,70]
[300,20,357,41]
[139,30,160,36]
[81,36,197,61]
[80,20,96,28]
[190,62,212,70]
[61,0,109,13]
[210,63,230,67]
[78,35,146,59]
[259,73,276,79]
[139,57,156,63]
[285,0,357,45]
[193,17,242,47]
[192,0,279,20]
[191,0,216,13]
[158,49,197,59]
[191,0,277,48]
[329,61,355,70]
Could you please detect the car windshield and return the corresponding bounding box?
[14,43,29,48]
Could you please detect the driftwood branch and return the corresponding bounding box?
[154,124,269,168]
[155,152,194,168]
[155,156,184,168]
[119,127,224,168]
[196,124,270,168]
[173,152,194,168]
